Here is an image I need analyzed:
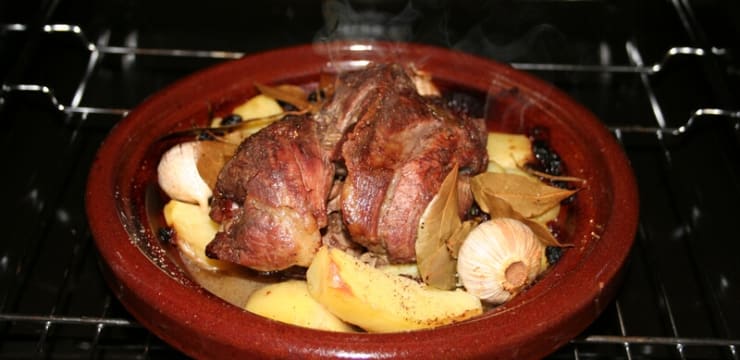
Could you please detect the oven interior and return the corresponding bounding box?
[1,0,739,358]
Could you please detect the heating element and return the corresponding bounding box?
[1,0,738,358]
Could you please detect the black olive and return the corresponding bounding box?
[221,113,243,126]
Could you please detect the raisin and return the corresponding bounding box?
[532,139,563,176]
[197,131,215,141]
[279,101,299,112]
[158,227,175,244]
[444,91,485,118]
[545,246,564,265]
[308,89,325,103]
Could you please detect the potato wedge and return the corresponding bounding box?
[245,280,355,332]
[210,94,284,143]
[379,263,420,279]
[232,94,282,120]
[163,199,231,271]
[487,132,534,169]
[211,94,284,127]
[306,246,482,333]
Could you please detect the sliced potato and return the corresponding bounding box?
[378,263,420,279]
[209,94,285,144]
[231,94,283,121]
[163,199,231,271]
[212,94,284,126]
[245,280,355,332]
[486,132,534,175]
[306,246,482,333]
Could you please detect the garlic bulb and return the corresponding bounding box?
[457,218,546,304]
[157,142,212,210]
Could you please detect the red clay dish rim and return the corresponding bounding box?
[85,41,639,359]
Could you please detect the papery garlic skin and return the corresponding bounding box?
[157,142,212,210]
[457,218,546,304]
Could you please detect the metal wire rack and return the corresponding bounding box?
[1,0,738,359]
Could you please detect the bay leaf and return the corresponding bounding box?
[471,180,564,247]
[417,244,457,290]
[471,172,576,218]
[446,219,477,259]
[195,141,238,190]
[255,83,314,113]
[416,164,460,290]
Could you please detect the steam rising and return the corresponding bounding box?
[313,1,583,135]
[315,0,575,64]
[317,0,419,42]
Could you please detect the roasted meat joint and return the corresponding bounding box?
[155,58,580,333]
[205,63,489,271]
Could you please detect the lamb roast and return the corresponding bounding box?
[206,63,488,271]
[206,116,334,271]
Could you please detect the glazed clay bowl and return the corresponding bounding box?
[85,41,638,359]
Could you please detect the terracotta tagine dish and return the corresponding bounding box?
[86,41,638,359]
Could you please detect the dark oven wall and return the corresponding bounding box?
[1,0,739,359]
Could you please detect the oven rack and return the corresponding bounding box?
[2,23,738,135]
[1,12,739,360]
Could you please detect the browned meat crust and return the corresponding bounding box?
[339,64,487,262]
[206,115,334,271]
[206,63,488,270]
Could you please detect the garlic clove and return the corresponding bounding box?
[157,141,212,210]
[456,218,546,304]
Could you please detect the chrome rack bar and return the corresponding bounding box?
[649,46,727,73]
[609,40,740,136]
[0,313,137,327]
[2,23,244,59]
[511,62,647,73]
[628,41,668,128]
[99,45,244,59]
[576,335,740,348]
[610,108,740,135]
[0,83,129,116]
[614,300,634,360]
[626,41,688,359]
[2,23,728,69]
[511,46,727,74]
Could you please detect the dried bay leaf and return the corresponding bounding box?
[417,245,457,289]
[416,164,460,290]
[255,83,314,113]
[196,141,238,190]
[470,176,565,247]
[471,172,576,218]
[446,220,476,259]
